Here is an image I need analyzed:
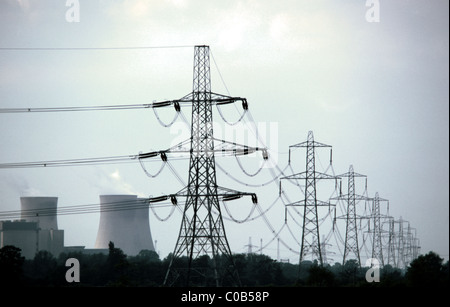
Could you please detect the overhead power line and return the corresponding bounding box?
[0,45,195,51]
[0,94,248,114]
[0,154,139,169]
[0,100,181,113]
[0,198,178,221]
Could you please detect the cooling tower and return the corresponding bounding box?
[94,195,155,256]
[20,196,58,230]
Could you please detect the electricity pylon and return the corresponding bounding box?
[403,223,420,267]
[386,216,397,267]
[331,165,369,266]
[280,131,337,267]
[320,235,334,265]
[391,218,420,269]
[395,217,409,269]
[411,228,421,260]
[366,192,389,266]
[162,45,262,287]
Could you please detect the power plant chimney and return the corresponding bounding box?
[94,195,155,256]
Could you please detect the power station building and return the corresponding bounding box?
[0,194,155,259]
[0,197,64,259]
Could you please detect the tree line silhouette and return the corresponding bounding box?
[0,243,448,287]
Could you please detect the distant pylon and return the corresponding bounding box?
[245,237,254,254]
[396,217,407,269]
[412,235,421,261]
[320,235,334,265]
[386,216,397,267]
[404,223,415,267]
[281,131,337,267]
[367,192,389,266]
[331,165,369,266]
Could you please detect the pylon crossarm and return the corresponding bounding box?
[338,171,367,178]
[137,138,266,161]
[335,213,371,220]
[171,92,248,108]
[281,171,338,180]
[210,92,247,107]
[289,140,332,149]
[329,194,372,201]
[211,137,267,157]
[149,137,267,158]
[171,186,257,204]
[285,199,332,207]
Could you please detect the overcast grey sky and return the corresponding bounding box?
[0,0,448,263]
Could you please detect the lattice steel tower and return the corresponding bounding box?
[163,45,259,287]
[281,131,337,266]
[395,217,408,269]
[386,216,397,267]
[331,165,368,266]
[367,192,389,266]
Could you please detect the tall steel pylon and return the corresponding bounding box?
[386,216,397,267]
[331,165,368,266]
[398,220,419,268]
[281,131,337,267]
[411,229,421,261]
[392,217,420,269]
[320,235,334,265]
[367,192,389,266]
[395,217,408,269]
[163,45,260,287]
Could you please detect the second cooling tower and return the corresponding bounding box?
[94,195,155,256]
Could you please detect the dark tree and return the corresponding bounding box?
[239,254,284,286]
[406,251,448,287]
[128,249,163,286]
[0,245,25,286]
[105,241,130,286]
[379,264,405,287]
[337,259,365,286]
[307,264,336,287]
[134,249,160,262]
